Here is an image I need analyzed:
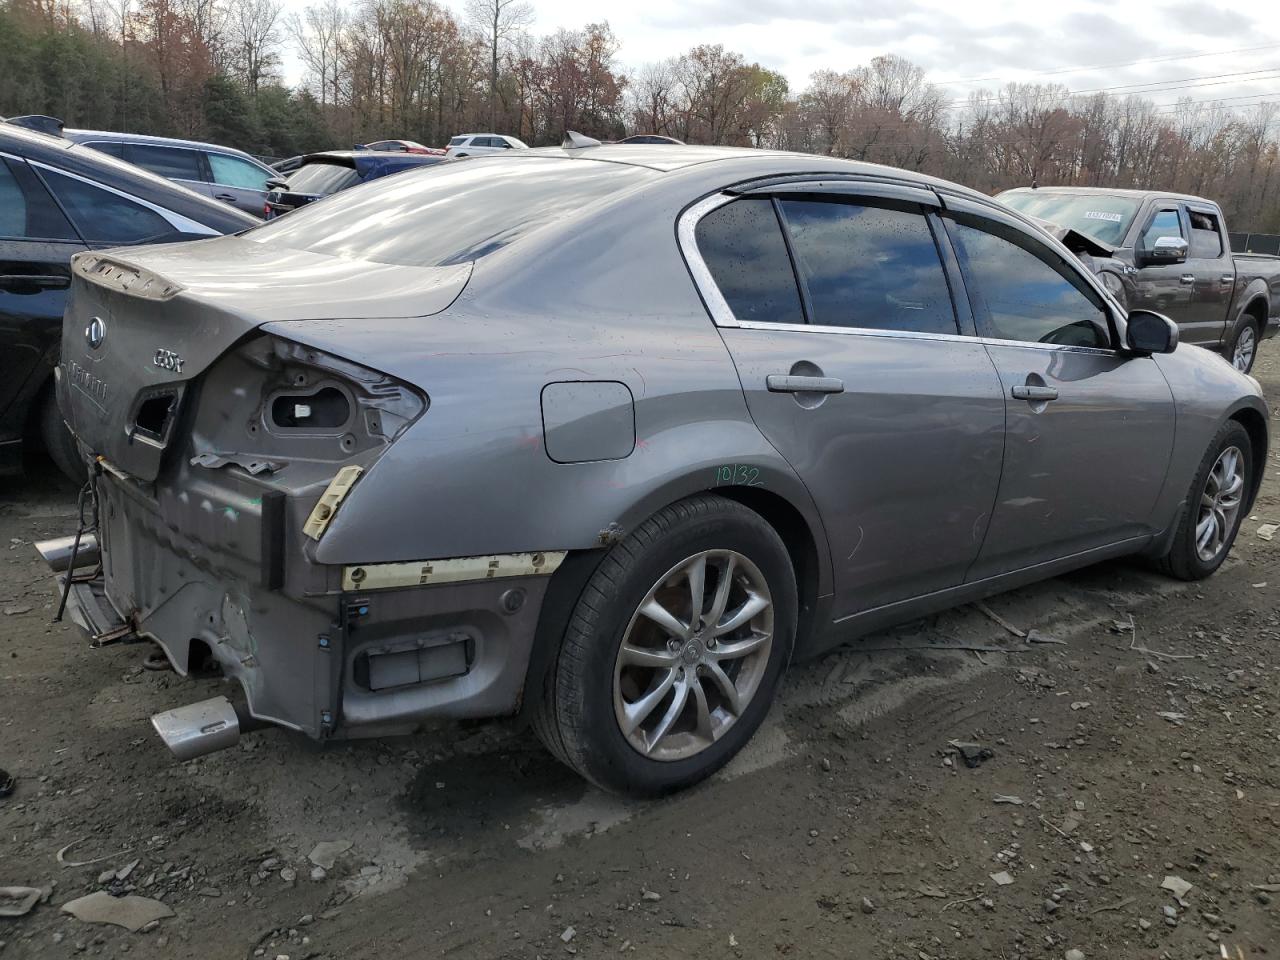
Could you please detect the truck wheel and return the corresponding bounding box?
[1157,420,1251,581]
[1226,318,1259,373]
[40,393,86,484]
[533,495,796,796]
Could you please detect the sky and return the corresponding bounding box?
[277,0,1280,113]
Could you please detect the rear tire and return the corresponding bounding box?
[533,495,797,796]
[1157,420,1252,581]
[1225,317,1259,373]
[40,392,86,484]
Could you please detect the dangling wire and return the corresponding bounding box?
[53,474,99,624]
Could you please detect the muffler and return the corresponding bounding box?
[34,533,100,572]
[150,696,265,760]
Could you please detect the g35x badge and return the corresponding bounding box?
[153,348,185,373]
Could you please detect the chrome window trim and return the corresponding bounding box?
[23,157,220,237]
[679,187,1127,356]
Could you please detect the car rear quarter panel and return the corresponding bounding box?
[264,161,837,598]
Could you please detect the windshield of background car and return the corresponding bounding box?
[286,160,360,195]
[247,157,655,266]
[998,191,1140,246]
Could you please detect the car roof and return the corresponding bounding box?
[63,128,271,166]
[0,123,259,232]
[304,150,444,170]
[1000,185,1215,207]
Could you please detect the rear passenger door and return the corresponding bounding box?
[205,152,271,216]
[688,183,1006,619]
[941,198,1175,578]
[122,143,212,199]
[1183,204,1233,346]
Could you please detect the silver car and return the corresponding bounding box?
[45,145,1268,796]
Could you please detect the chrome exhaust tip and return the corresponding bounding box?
[151,696,241,761]
[34,533,100,572]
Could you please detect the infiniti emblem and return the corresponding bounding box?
[85,316,106,350]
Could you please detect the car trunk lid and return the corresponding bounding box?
[58,236,469,482]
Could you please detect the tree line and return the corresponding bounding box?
[2,0,1278,231]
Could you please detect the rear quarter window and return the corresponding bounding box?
[248,157,654,267]
[695,198,804,325]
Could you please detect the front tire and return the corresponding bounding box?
[1226,317,1259,373]
[534,496,797,796]
[1158,420,1252,580]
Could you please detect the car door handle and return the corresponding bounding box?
[1179,274,1196,285]
[214,193,238,202]
[766,375,844,394]
[0,273,69,291]
[1011,385,1059,402]
[1221,274,1235,284]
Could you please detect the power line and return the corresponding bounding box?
[957,68,1280,108]
[930,42,1280,87]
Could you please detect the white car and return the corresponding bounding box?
[444,133,529,158]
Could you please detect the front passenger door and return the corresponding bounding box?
[943,200,1176,579]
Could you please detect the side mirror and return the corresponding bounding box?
[1125,309,1179,355]
[1143,235,1188,265]
[265,177,287,190]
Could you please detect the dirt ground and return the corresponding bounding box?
[2,349,1278,960]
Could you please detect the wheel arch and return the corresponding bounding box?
[1229,403,1269,514]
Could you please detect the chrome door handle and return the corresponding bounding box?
[1221,274,1235,284]
[1011,385,1059,402]
[1179,274,1196,285]
[766,375,844,394]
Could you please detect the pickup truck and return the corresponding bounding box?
[998,186,1280,373]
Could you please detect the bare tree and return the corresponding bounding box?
[228,0,282,95]
[289,0,346,107]
[466,0,532,130]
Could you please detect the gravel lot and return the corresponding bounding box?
[1,348,1278,960]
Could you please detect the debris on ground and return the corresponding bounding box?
[60,892,174,931]
[1025,629,1066,645]
[0,887,42,918]
[55,839,133,869]
[1257,523,1277,541]
[993,795,1024,805]
[1161,875,1193,907]
[947,741,995,768]
[990,872,1014,886]
[972,601,1026,638]
[0,768,13,799]
[307,840,353,870]
[1156,711,1187,725]
[560,925,576,943]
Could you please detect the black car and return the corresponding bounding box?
[0,124,256,480]
[263,151,445,219]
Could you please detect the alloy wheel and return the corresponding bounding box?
[1233,326,1256,372]
[613,550,773,762]
[1196,445,1245,562]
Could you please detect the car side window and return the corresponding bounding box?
[125,143,204,182]
[40,169,175,244]
[84,141,126,160]
[947,216,1111,349]
[0,158,78,241]
[778,198,958,334]
[207,153,269,190]
[695,198,805,325]
[1187,209,1224,259]
[1138,208,1182,256]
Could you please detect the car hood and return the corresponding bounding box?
[1028,215,1118,258]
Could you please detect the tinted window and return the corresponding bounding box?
[448,136,467,146]
[249,157,653,267]
[41,169,174,244]
[0,159,78,240]
[949,217,1110,349]
[1139,209,1183,254]
[780,198,957,334]
[84,141,126,160]
[1188,209,1224,259]
[696,199,804,325]
[125,143,204,181]
[287,161,360,195]
[207,153,269,190]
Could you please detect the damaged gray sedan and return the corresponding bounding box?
[43,144,1268,796]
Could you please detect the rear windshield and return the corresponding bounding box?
[287,160,360,195]
[247,157,653,266]
[998,191,1140,246]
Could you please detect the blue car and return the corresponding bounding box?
[263,150,445,219]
